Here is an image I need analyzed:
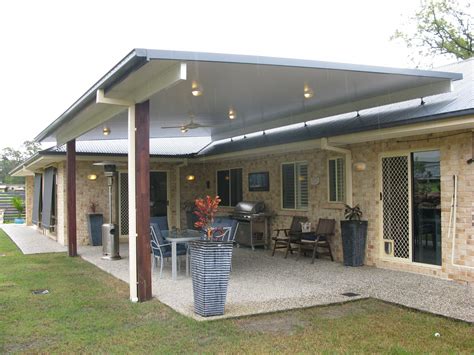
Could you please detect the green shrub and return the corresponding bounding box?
[11,196,24,218]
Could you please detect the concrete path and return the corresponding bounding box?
[79,244,474,323]
[1,224,67,254]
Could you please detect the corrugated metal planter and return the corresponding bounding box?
[189,240,233,317]
[341,220,368,266]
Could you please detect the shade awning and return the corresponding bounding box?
[35,49,462,146]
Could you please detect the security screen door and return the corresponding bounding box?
[381,154,412,260]
[119,171,168,237]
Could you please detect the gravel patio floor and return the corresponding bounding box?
[79,242,474,322]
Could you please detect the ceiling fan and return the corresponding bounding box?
[161,114,216,133]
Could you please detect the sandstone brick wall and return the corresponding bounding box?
[29,129,473,283]
[25,176,34,226]
[181,149,347,261]
[180,130,473,283]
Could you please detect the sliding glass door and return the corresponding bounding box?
[412,151,441,265]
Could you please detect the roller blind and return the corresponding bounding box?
[32,174,42,225]
[41,167,56,229]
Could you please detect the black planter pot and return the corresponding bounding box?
[341,220,368,267]
[189,240,233,317]
[186,209,199,230]
[87,213,104,246]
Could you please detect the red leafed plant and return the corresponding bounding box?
[194,195,221,239]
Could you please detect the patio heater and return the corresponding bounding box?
[93,161,121,260]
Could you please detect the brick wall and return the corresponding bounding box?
[25,176,34,226]
[28,129,473,283]
[180,130,473,283]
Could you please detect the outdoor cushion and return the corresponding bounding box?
[150,216,169,231]
[211,217,238,241]
[150,223,186,258]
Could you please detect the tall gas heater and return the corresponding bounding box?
[93,162,121,260]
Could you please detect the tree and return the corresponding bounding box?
[0,140,42,185]
[392,0,473,65]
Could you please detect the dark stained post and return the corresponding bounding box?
[135,100,152,301]
[66,139,77,257]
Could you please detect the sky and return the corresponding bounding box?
[0,0,457,150]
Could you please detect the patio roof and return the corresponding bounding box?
[34,49,462,146]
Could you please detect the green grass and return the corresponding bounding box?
[0,229,472,353]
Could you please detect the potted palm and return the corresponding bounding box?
[189,195,233,317]
[340,204,368,266]
[87,201,103,246]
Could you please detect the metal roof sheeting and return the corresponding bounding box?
[45,137,212,157]
[199,59,473,156]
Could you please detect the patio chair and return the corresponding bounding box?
[150,223,187,278]
[297,218,335,264]
[271,216,308,257]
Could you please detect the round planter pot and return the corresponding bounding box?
[189,240,233,317]
[340,220,368,267]
[14,218,25,224]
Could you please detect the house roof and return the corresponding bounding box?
[199,59,474,156]
[42,136,212,157]
[24,59,473,162]
[34,48,462,144]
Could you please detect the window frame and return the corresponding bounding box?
[216,167,243,207]
[280,161,309,211]
[327,157,345,203]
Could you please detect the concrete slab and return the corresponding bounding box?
[1,224,67,254]
[79,243,474,323]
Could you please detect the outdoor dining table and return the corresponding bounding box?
[162,229,201,281]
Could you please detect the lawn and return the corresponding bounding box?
[0,229,472,353]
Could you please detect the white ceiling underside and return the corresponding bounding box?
[54,57,455,144]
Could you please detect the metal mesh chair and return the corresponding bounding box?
[150,223,186,278]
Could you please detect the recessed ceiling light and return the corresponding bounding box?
[191,80,203,96]
[102,126,111,135]
[228,107,236,120]
[180,126,188,133]
[303,84,314,99]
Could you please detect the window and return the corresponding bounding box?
[282,162,308,209]
[217,168,243,206]
[328,157,345,202]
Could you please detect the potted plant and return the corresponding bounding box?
[340,204,368,266]
[87,201,103,246]
[189,195,233,317]
[11,196,25,224]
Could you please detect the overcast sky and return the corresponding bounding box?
[0,0,457,150]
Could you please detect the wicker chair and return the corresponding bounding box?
[297,218,335,264]
[271,216,308,257]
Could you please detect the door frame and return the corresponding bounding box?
[118,169,171,238]
[378,151,413,263]
[378,148,443,267]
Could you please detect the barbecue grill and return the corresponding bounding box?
[231,201,269,250]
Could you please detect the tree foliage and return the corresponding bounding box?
[0,141,42,185]
[392,0,473,64]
